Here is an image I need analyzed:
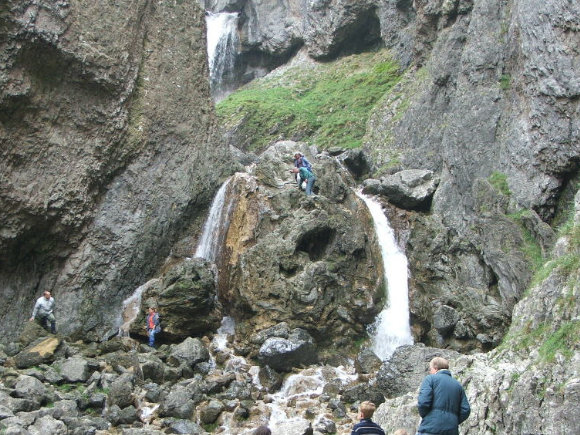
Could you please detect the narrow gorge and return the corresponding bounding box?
[0,0,578,434]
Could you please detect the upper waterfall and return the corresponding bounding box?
[206,12,239,101]
[356,191,413,360]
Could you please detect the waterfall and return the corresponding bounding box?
[118,278,160,337]
[195,177,234,262]
[356,191,413,360]
[206,12,239,100]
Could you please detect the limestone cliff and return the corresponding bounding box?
[0,0,231,340]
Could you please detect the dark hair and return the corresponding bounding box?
[254,426,271,435]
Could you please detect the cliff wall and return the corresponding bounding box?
[0,0,231,340]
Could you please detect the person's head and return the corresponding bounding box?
[359,401,376,419]
[254,426,271,435]
[290,167,300,174]
[43,290,51,299]
[393,429,410,435]
[148,307,157,314]
[294,152,302,160]
[429,356,449,374]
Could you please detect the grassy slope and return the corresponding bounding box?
[216,49,402,152]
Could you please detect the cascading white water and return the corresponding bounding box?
[206,12,239,100]
[356,191,413,360]
[118,278,160,337]
[195,177,234,262]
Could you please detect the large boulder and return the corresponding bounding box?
[258,328,317,372]
[168,338,210,369]
[129,259,222,342]
[13,336,61,369]
[220,141,385,355]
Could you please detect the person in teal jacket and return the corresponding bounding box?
[291,166,317,196]
[417,357,470,435]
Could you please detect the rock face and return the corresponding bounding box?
[0,0,231,341]
[201,0,383,88]
[214,141,385,355]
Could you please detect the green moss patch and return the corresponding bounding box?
[217,49,402,152]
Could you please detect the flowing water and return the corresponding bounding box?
[195,177,235,262]
[118,278,160,337]
[206,12,239,101]
[356,191,414,360]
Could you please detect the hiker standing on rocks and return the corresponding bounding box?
[29,290,56,333]
[351,401,385,435]
[293,152,313,190]
[416,357,471,435]
[145,306,161,347]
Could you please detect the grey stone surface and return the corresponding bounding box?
[258,328,317,372]
[168,338,210,369]
[0,0,231,342]
[60,357,90,383]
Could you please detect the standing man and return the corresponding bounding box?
[145,307,161,347]
[351,401,385,435]
[417,357,471,435]
[29,290,56,333]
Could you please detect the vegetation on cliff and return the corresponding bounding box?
[216,49,401,152]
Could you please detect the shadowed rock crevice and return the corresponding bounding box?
[295,226,336,261]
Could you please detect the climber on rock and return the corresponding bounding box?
[291,166,317,196]
[293,152,313,190]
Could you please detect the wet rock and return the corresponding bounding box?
[140,354,166,384]
[341,383,384,407]
[258,365,284,393]
[354,347,382,374]
[205,372,236,394]
[168,338,210,369]
[107,373,135,409]
[60,357,90,383]
[13,336,61,369]
[159,379,204,419]
[28,415,67,435]
[258,328,318,372]
[131,259,222,342]
[250,323,291,345]
[221,380,252,401]
[314,416,337,434]
[143,383,163,403]
[49,400,79,420]
[0,404,15,419]
[378,169,439,210]
[376,344,462,398]
[12,376,47,407]
[163,418,204,434]
[199,399,225,424]
[432,305,461,337]
[339,149,371,180]
[107,404,139,426]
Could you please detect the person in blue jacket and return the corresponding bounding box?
[291,166,317,196]
[293,152,312,190]
[417,357,471,435]
[351,401,385,435]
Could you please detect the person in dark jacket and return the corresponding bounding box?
[351,401,386,435]
[417,357,471,435]
[145,307,161,347]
